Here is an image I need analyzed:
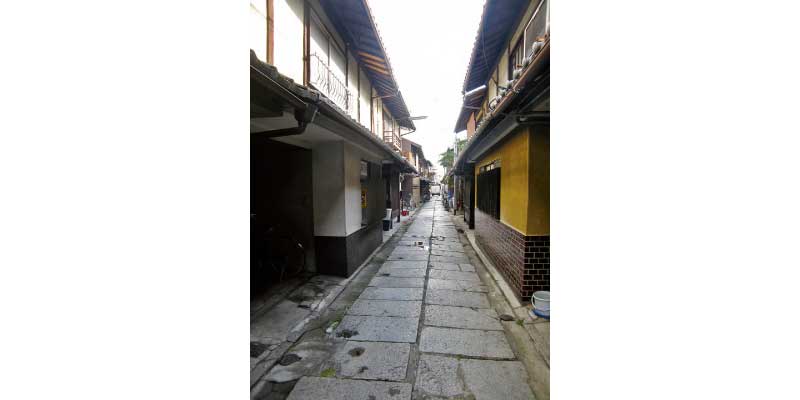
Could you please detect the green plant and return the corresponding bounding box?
[320,367,335,378]
[516,319,524,327]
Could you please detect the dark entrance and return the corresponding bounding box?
[251,138,314,298]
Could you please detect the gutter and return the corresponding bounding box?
[250,51,418,174]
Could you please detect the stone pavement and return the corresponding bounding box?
[255,200,543,400]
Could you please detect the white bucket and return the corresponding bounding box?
[531,291,550,318]
[385,208,392,220]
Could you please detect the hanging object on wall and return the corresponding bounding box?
[361,189,367,209]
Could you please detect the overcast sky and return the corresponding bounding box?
[368,0,485,178]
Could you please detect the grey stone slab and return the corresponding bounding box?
[459,263,476,272]
[430,249,465,257]
[376,266,426,278]
[430,255,470,264]
[389,246,428,253]
[250,300,310,342]
[368,276,424,288]
[419,327,514,359]
[396,240,424,246]
[428,269,481,282]
[414,355,533,400]
[387,251,429,261]
[413,354,462,398]
[264,338,333,383]
[460,358,535,400]
[331,341,411,381]
[424,305,503,331]
[358,287,423,301]
[381,260,428,269]
[430,243,464,251]
[287,377,411,400]
[336,315,419,343]
[347,299,422,318]
[427,278,488,293]
[425,289,490,308]
[429,262,459,271]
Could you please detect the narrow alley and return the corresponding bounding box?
[253,200,549,400]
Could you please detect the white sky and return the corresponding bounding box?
[368,0,485,178]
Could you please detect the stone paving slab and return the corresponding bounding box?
[430,249,465,257]
[419,327,514,359]
[368,276,424,288]
[430,243,464,251]
[376,266,426,278]
[331,341,411,381]
[430,237,461,244]
[387,251,429,261]
[381,260,428,269]
[428,269,481,282]
[424,305,503,331]
[414,355,533,400]
[287,377,411,400]
[430,255,470,263]
[413,354,462,397]
[251,300,311,342]
[358,287,424,301]
[389,246,428,253]
[425,289,490,308]
[429,261,460,271]
[347,299,422,318]
[396,240,426,246]
[336,315,419,343]
[459,263,476,272]
[427,278,489,293]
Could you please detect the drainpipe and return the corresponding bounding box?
[251,104,318,138]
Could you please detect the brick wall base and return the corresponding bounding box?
[474,209,549,301]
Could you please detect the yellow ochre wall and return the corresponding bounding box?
[527,125,549,235]
[474,125,550,236]
[475,127,530,233]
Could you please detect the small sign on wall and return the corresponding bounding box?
[361,189,367,208]
[360,160,369,180]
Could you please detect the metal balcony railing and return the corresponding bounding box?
[309,53,355,114]
[383,129,400,151]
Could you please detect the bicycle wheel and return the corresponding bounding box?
[270,236,306,280]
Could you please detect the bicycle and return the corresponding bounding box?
[251,215,306,286]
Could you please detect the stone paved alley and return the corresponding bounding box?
[252,200,549,400]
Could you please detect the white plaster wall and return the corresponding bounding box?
[343,143,363,235]
[347,55,359,119]
[359,69,371,129]
[250,2,267,61]
[273,0,305,83]
[343,143,382,235]
[312,142,346,237]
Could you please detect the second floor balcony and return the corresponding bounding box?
[309,53,355,116]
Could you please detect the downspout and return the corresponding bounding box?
[250,104,318,138]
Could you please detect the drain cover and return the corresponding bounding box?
[250,341,269,358]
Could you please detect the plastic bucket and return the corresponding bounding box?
[531,291,550,318]
[385,208,392,220]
